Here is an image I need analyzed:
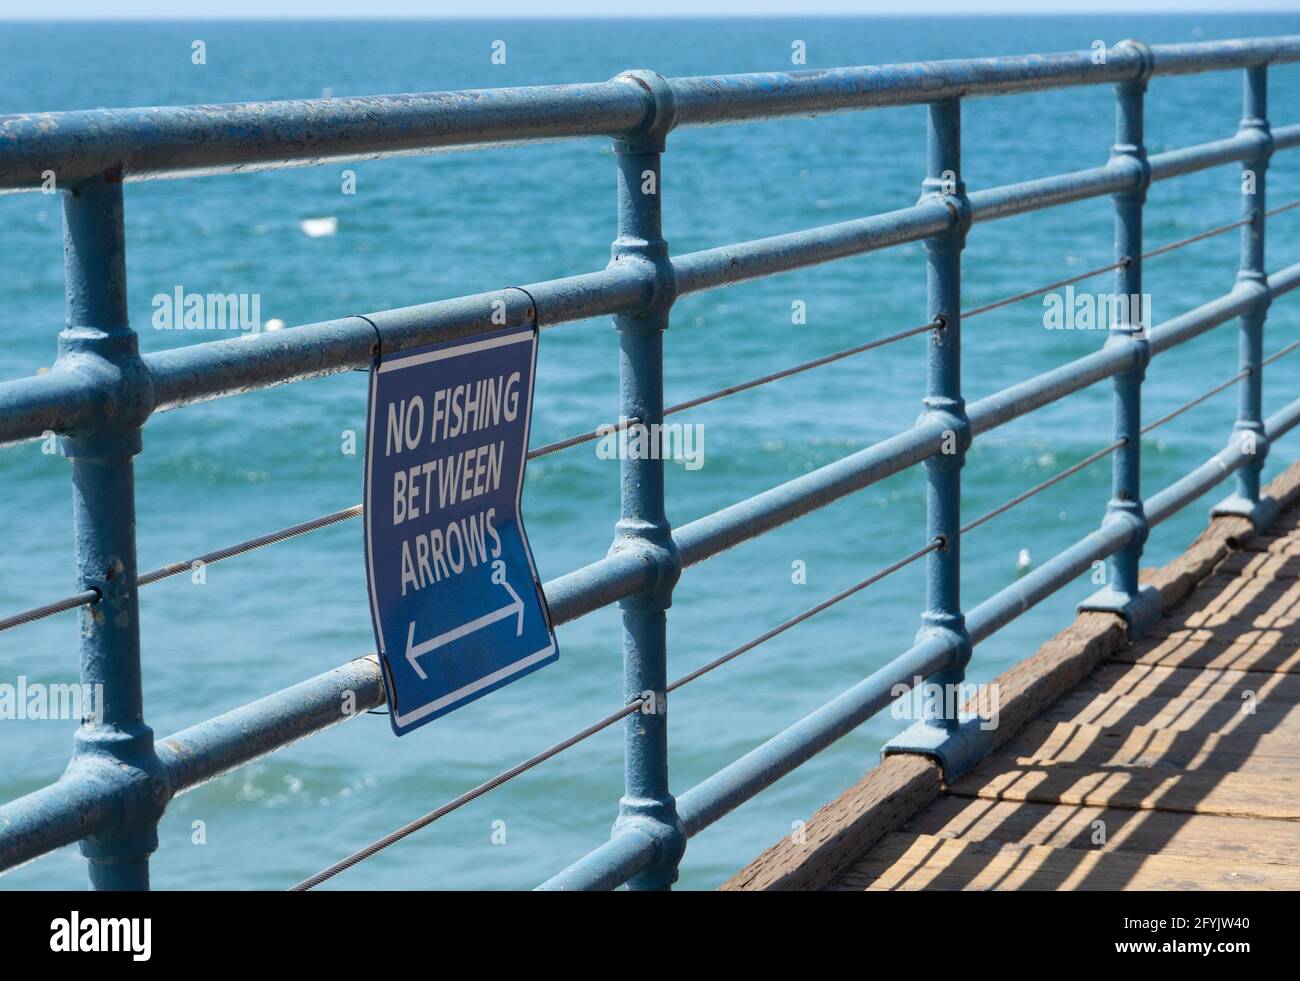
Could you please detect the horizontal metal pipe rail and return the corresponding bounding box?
[2,35,1299,890]
[3,36,1298,192]
[0,131,1287,447]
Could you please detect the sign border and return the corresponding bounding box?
[363,325,557,734]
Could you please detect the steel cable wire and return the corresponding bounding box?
[960,336,1300,535]
[4,203,1299,634]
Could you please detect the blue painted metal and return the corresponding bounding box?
[3,36,1300,891]
[882,97,985,778]
[57,174,166,889]
[606,70,686,891]
[536,823,658,892]
[1276,122,1300,152]
[1079,41,1163,637]
[4,37,1299,194]
[1215,64,1280,531]
[916,98,971,699]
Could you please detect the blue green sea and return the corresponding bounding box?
[2,14,1299,889]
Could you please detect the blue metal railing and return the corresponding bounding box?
[3,35,1300,891]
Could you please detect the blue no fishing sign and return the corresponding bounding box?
[364,325,557,736]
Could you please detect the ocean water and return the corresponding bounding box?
[2,14,1300,891]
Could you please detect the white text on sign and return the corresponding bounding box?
[386,371,523,597]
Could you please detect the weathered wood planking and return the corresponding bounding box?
[950,759,1300,820]
[718,754,942,892]
[831,832,1300,891]
[1040,685,1300,733]
[904,796,1300,864]
[994,719,1300,773]
[1157,575,1300,630]
[1110,626,1300,673]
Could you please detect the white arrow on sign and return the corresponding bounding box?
[405,576,525,680]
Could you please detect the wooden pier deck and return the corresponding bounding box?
[725,463,1300,891]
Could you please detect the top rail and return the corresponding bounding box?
[2,36,1299,192]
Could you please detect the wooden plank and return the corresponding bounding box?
[1216,549,1300,580]
[1113,626,1300,673]
[1231,493,1300,546]
[1063,662,1300,702]
[956,612,1129,754]
[831,831,1300,890]
[1239,536,1300,557]
[719,754,942,892]
[1261,461,1300,513]
[1156,573,1300,631]
[1138,515,1253,608]
[1042,660,1300,734]
[1237,517,1300,555]
[1042,687,1300,733]
[905,796,1300,864]
[949,758,1300,820]
[996,719,1300,774]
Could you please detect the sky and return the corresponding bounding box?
[1,0,1297,18]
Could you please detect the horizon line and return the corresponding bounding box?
[1,10,1296,21]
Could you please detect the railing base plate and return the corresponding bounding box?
[1211,492,1279,533]
[882,715,994,782]
[1078,583,1164,638]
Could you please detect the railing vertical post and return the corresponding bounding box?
[57,173,164,890]
[1215,63,1277,530]
[919,97,971,729]
[607,71,685,890]
[1081,39,1163,636]
[881,97,982,779]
